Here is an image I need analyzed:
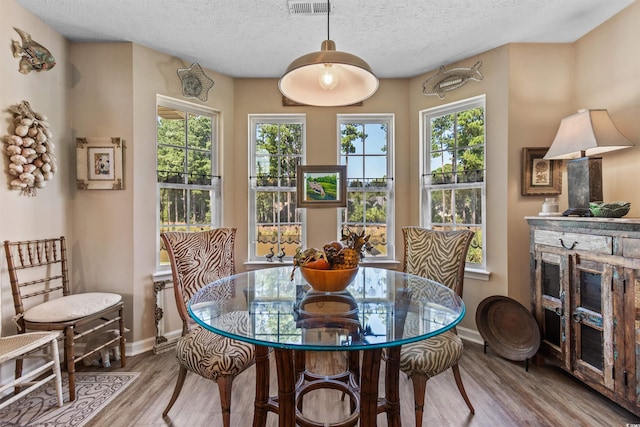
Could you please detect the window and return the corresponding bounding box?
[249,115,305,263]
[420,95,486,268]
[157,96,220,268]
[338,114,394,260]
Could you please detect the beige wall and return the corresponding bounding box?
[506,43,573,307]
[232,78,409,267]
[69,42,136,339]
[1,1,72,335]
[2,0,638,350]
[67,42,235,343]
[574,1,640,209]
[408,47,513,333]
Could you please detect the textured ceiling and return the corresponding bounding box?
[15,0,635,78]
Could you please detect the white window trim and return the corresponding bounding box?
[155,95,221,272]
[337,113,396,262]
[419,95,487,272]
[247,114,306,264]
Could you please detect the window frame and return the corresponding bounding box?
[419,95,487,271]
[156,95,221,271]
[337,113,395,262]
[248,114,306,264]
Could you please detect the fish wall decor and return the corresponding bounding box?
[11,27,56,74]
[422,61,483,99]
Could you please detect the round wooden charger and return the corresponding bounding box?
[476,295,541,361]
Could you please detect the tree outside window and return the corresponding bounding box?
[249,115,305,262]
[339,115,394,260]
[156,99,220,268]
[422,96,485,267]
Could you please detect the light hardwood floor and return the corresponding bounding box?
[84,340,640,426]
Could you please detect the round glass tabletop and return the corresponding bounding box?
[189,266,465,351]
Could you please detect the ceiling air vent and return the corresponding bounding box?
[288,1,333,15]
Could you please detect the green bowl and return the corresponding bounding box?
[589,201,631,218]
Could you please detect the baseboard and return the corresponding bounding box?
[457,325,483,345]
[126,329,181,356]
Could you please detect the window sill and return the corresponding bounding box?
[465,267,491,281]
[163,263,486,280]
[359,260,401,269]
[152,270,172,282]
[244,261,293,271]
[244,260,401,271]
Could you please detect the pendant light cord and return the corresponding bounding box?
[327,0,330,40]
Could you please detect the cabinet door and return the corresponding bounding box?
[534,250,569,367]
[627,268,640,406]
[570,255,615,391]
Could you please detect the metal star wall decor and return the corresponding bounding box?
[177,62,214,102]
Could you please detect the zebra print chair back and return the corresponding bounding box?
[161,228,236,332]
[160,228,255,427]
[395,226,476,427]
[402,227,474,297]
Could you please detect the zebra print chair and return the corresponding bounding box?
[160,228,254,427]
[390,227,475,427]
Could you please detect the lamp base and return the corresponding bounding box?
[562,207,593,217]
[566,157,602,214]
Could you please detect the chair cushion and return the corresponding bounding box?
[23,292,122,323]
[176,311,255,381]
[395,329,463,378]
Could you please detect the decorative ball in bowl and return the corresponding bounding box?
[589,201,631,218]
[299,266,359,292]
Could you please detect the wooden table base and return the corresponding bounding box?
[252,345,402,427]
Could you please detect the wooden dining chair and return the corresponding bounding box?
[3,237,126,402]
[160,228,255,427]
[388,227,475,427]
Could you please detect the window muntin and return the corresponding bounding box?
[157,98,220,268]
[421,96,486,268]
[338,115,394,260]
[249,115,305,262]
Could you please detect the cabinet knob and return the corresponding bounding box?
[572,312,584,323]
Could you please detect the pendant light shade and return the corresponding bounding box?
[278,3,379,106]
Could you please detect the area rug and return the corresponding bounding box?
[0,372,139,426]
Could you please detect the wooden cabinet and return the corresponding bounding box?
[527,217,640,416]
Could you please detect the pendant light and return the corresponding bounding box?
[278,0,379,107]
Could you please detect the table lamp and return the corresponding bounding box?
[544,109,634,216]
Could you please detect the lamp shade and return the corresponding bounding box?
[544,109,634,160]
[278,40,379,107]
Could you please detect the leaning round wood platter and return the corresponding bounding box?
[476,295,541,361]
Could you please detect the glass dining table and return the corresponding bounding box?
[189,266,465,427]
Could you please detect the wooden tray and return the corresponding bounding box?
[475,296,540,361]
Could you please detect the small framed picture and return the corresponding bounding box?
[76,137,124,190]
[521,147,561,196]
[296,165,347,208]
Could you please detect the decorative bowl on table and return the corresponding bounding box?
[299,266,359,292]
[589,201,631,218]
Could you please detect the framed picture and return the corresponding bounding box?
[296,165,347,208]
[76,137,124,190]
[521,147,561,196]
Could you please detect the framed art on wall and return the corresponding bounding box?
[521,147,561,196]
[296,165,347,208]
[76,137,124,190]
